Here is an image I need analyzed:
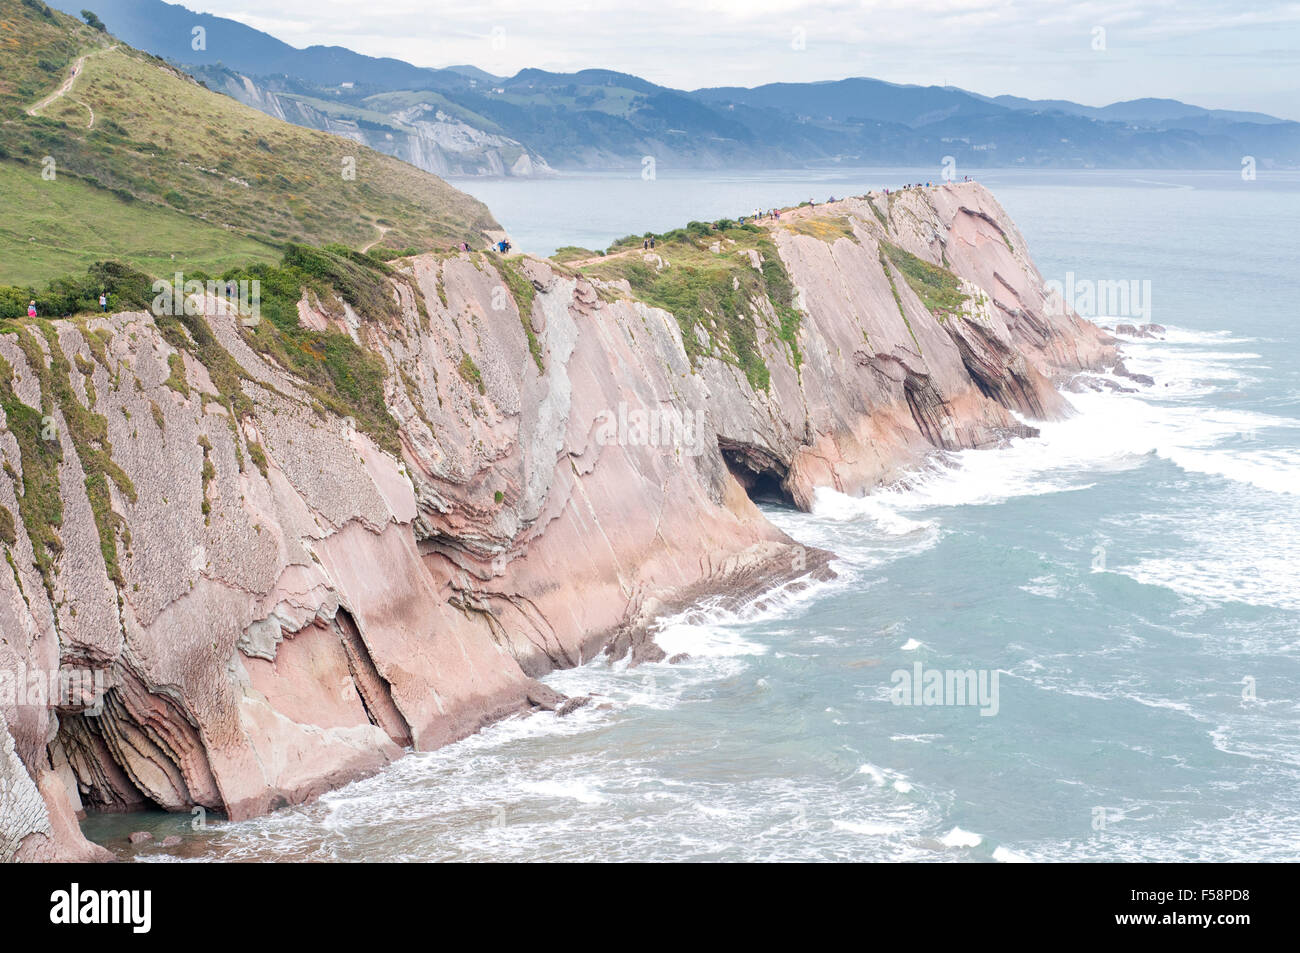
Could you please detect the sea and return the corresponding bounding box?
[85,167,1300,862]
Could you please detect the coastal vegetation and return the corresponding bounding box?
[580,221,804,391]
[879,240,970,325]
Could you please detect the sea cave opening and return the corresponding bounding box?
[718,439,796,508]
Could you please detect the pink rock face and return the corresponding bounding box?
[0,184,1112,861]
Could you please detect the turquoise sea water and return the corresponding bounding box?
[91,168,1300,862]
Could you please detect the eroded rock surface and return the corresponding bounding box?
[0,183,1112,860]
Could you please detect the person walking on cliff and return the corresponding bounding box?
[99,293,107,312]
[27,300,37,318]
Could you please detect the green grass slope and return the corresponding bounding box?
[0,0,499,285]
[0,161,278,285]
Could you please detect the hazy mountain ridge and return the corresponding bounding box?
[51,0,1300,172]
[192,65,552,178]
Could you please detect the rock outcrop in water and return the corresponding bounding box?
[0,183,1113,860]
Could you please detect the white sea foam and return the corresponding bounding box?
[833,819,904,835]
[1209,722,1300,767]
[855,762,916,798]
[1122,526,1300,612]
[810,489,936,535]
[940,826,983,848]
[1158,446,1300,496]
[518,779,608,805]
[857,763,887,786]
[652,617,768,661]
[993,846,1033,863]
[1016,802,1300,863]
[648,564,849,666]
[1112,326,1257,347]
[798,326,1300,628]
[1020,575,1061,598]
[1122,694,1198,716]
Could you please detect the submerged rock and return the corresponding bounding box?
[1113,359,1156,387]
[556,697,593,718]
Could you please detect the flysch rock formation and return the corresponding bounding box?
[0,183,1114,861]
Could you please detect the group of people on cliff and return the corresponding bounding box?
[883,175,972,196]
[439,174,978,262]
[448,239,510,254]
[19,295,108,318]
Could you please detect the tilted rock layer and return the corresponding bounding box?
[0,183,1113,860]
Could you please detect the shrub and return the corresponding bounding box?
[0,260,152,318]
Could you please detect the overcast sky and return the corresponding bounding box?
[191,0,1300,119]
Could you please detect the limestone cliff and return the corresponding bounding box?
[0,183,1113,861]
[198,68,552,179]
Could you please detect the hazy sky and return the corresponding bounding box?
[191,0,1300,119]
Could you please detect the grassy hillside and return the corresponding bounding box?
[0,0,499,285]
[0,161,278,285]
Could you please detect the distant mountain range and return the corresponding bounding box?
[56,0,1300,175]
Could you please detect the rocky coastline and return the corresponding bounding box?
[0,182,1116,861]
